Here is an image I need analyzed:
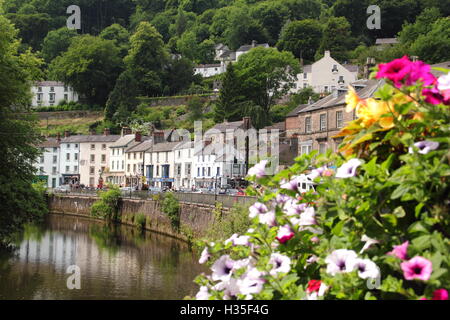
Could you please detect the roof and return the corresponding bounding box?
[302,65,312,73]
[174,141,193,150]
[264,122,285,131]
[125,139,153,153]
[38,137,60,148]
[286,104,309,117]
[236,43,269,52]
[298,79,384,114]
[34,81,65,87]
[195,64,221,68]
[60,135,121,143]
[375,38,398,45]
[110,134,136,148]
[343,64,359,73]
[149,141,182,153]
[430,61,450,77]
[209,120,246,133]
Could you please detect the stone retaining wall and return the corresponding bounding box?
[48,194,226,241]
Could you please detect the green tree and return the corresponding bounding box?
[187,96,204,121]
[234,47,301,128]
[41,27,77,64]
[251,1,289,45]
[99,23,130,59]
[317,16,355,62]
[398,7,442,45]
[49,35,123,105]
[163,57,195,95]
[332,0,369,37]
[277,19,322,62]
[105,69,139,122]
[0,14,47,245]
[5,12,51,50]
[125,21,169,95]
[410,17,450,63]
[214,64,244,122]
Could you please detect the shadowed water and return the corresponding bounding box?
[0,214,206,300]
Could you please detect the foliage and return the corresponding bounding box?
[0,14,47,245]
[161,192,181,230]
[49,35,123,105]
[91,186,122,221]
[192,58,450,300]
[41,27,77,64]
[214,64,245,123]
[135,213,147,230]
[186,96,205,122]
[316,16,356,62]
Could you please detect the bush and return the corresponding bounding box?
[161,192,180,230]
[91,185,121,221]
[135,213,146,230]
[192,57,450,300]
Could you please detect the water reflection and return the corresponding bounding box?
[0,214,205,300]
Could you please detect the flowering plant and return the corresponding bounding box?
[192,57,450,300]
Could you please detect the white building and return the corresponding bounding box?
[144,141,180,189]
[293,51,359,94]
[106,130,137,187]
[124,133,150,188]
[173,141,194,190]
[59,133,80,185]
[31,81,78,107]
[34,137,61,188]
[193,64,224,78]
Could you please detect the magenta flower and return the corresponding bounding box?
[432,289,448,300]
[388,241,409,260]
[276,225,294,244]
[401,256,433,281]
[376,56,412,87]
[408,61,437,87]
[423,87,445,105]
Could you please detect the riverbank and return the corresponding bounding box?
[48,194,231,243]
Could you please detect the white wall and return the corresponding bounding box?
[31,83,78,107]
[35,147,61,188]
[59,141,80,184]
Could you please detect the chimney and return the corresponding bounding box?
[324,50,330,58]
[243,116,251,130]
[121,127,132,136]
[103,128,110,136]
[89,129,96,135]
[135,131,142,142]
[364,57,376,79]
[57,132,61,142]
[307,96,313,105]
[205,139,212,146]
[64,130,70,138]
[411,55,419,62]
[153,131,164,144]
[251,40,257,48]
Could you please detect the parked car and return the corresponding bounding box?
[148,187,162,194]
[226,189,239,196]
[54,185,71,193]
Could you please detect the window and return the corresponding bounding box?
[64,94,68,101]
[40,156,44,163]
[128,153,130,159]
[90,144,95,150]
[156,165,159,176]
[301,145,312,155]
[66,166,69,173]
[319,143,326,154]
[177,164,181,175]
[133,164,136,172]
[101,166,105,173]
[37,93,42,101]
[127,164,130,172]
[305,117,311,133]
[64,86,68,92]
[324,86,328,92]
[53,155,57,163]
[52,167,57,174]
[178,150,181,159]
[50,86,54,92]
[101,154,106,163]
[332,65,338,72]
[38,87,42,92]
[320,114,327,131]
[53,147,57,153]
[186,163,191,175]
[303,73,307,79]
[133,153,136,159]
[74,153,78,160]
[49,93,55,102]
[197,167,200,176]
[90,166,95,175]
[66,144,70,148]
[336,111,343,128]
[102,144,106,150]
[202,167,205,176]
[139,153,142,159]
[66,153,70,160]
[112,161,115,170]
[303,83,308,89]
[74,166,78,172]
[121,161,124,170]
[208,167,211,176]
[216,167,220,176]
[75,144,78,148]
[89,177,95,186]
[338,76,344,83]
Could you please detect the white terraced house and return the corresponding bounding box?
[31,81,78,107]
[173,141,194,190]
[34,137,61,188]
[59,132,81,185]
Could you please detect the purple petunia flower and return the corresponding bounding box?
[249,202,268,218]
[388,241,409,260]
[408,141,439,154]
[211,255,236,281]
[336,158,362,178]
[247,160,268,178]
[269,253,291,276]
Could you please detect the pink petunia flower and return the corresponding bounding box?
[432,289,449,300]
[423,87,445,105]
[376,56,412,87]
[401,256,433,281]
[276,225,294,244]
[408,61,437,86]
[388,241,409,260]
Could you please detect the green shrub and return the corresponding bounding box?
[161,192,180,230]
[135,213,146,229]
[90,185,121,221]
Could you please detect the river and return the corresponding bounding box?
[0,214,206,300]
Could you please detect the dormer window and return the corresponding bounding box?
[332,65,338,73]
[50,86,55,92]
[338,76,344,84]
[38,87,42,92]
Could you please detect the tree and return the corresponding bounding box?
[124,21,169,95]
[277,19,322,63]
[41,27,77,64]
[410,17,450,63]
[0,14,47,244]
[214,64,244,122]
[398,7,442,45]
[251,1,289,45]
[233,47,301,128]
[317,17,355,62]
[5,12,51,50]
[332,0,369,37]
[99,23,130,59]
[187,96,204,121]
[163,57,195,95]
[49,35,123,105]
[105,69,139,122]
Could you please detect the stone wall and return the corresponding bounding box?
[48,194,223,241]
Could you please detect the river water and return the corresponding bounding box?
[0,214,206,300]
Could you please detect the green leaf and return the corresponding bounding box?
[391,185,410,200]
[408,221,429,235]
[332,220,345,236]
[393,206,406,218]
[411,235,431,251]
[380,213,397,227]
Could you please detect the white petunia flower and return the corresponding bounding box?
[195,286,211,300]
[269,253,291,276]
[325,249,358,275]
[199,247,211,264]
[249,202,268,218]
[360,234,379,253]
[351,258,380,279]
[336,159,362,178]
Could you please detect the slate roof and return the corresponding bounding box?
[110,134,136,148]
[209,120,245,133]
[125,139,153,153]
[38,137,60,148]
[286,104,309,117]
[375,38,398,45]
[34,81,65,87]
[60,135,121,143]
[195,64,221,68]
[298,79,384,114]
[236,43,269,52]
[150,141,182,153]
